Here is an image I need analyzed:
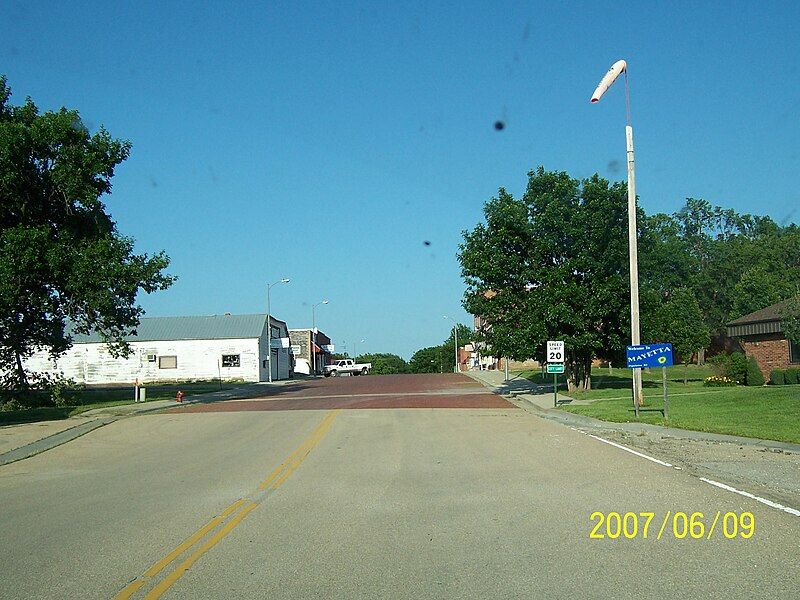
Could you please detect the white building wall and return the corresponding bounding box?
[24,338,262,385]
[257,322,291,381]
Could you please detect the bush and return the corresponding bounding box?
[745,356,765,386]
[770,369,785,385]
[785,367,800,385]
[50,378,84,407]
[728,353,748,384]
[708,352,747,384]
[703,376,737,387]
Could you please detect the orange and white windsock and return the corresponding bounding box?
[590,60,627,103]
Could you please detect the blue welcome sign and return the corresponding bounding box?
[626,343,674,368]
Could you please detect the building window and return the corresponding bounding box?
[222,354,241,368]
[146,354,157,363]
[790,339,800,364]
[159,355,177,369]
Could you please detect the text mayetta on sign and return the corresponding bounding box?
[547,341,564,363]
[626,343,673,368]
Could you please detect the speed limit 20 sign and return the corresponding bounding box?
[547,340,565,363]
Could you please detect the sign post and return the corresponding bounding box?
[547,341,565,408]
[625,343,673,419]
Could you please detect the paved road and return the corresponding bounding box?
[0,374,797,599]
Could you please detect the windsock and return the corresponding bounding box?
[590,60,627,103]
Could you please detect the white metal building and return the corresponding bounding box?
[24,314,291,385]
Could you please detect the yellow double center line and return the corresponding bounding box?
[115,410,340,599]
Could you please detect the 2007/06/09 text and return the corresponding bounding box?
[589,511,755,540]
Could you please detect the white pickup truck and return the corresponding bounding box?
[324,359,372,377]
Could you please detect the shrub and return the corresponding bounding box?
[770,369,785,385]
[785,367,800,385]
[50,378,84,407]
[708,353,730,376]
[728,352,748,384]
[703,376,737,387]
[745,356,765,386]
[708,352,747,384]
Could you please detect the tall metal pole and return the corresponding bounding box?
[266,279,290,383]
[311,299,328,376]
[312,306,316,376]
[267,285,272,383]
[454,325,459,373]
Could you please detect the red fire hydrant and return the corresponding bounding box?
[176,390,185,403]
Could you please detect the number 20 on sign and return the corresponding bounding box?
[547,340,564,363]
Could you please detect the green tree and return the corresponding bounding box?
[357,353,410,375]
[0,77,175,394]
[460,168,631,391]
[651,287,710,383]
[779,296,800,344]
[409,346,447,373]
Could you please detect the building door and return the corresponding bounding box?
[271,348,279,380]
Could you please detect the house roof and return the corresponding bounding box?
[70,314,287,343]
[727,298,795,326]
[726,298,797,338]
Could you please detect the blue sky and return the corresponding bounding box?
[2,1,799,358]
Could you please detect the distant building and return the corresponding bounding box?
[727,299,800,378]
[289,329,333,375]
[23,313,291,384]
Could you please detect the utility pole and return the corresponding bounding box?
[590,59,644,412]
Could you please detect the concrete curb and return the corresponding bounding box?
[465,371,800,453]
[0,382,279,466]
[0,417,116,466]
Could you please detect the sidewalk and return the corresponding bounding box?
[465,369,800,453]
[0,379,298,466]
[465,369,578,410]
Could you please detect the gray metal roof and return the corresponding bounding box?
[70,314,285,343]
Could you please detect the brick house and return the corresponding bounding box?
[726,299,800,378]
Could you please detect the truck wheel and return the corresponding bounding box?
[330,370,339,377]
[361,367,368,375]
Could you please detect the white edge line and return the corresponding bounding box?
[700,477,800,517]
[587,434,673,467]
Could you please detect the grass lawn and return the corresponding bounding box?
[0,382,239,427]
[515,365,800,444]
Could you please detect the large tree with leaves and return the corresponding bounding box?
[0,77,175,391]
[459,167,631,391]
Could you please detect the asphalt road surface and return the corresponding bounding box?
[0,374,797,599]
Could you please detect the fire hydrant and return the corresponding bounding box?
[176,390,185,403]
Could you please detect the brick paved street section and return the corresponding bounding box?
[171,374,515,412]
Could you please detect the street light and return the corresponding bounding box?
[443,315,459,374]
[353,338,365,360]
[311,299,329,376]
[590,59,643,414]
[266,278,290,383]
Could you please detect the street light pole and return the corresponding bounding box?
[444,316,459,374]
[353,338,365,360]
[266,278,290,383]
[311,299,329,376]
[591,59,644,414]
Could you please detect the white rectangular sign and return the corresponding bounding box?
[547,340,565,363]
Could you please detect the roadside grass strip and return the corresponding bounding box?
[575,429,800,518]
[699,478,800,518]
[114,410,341,599]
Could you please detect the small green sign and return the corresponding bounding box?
[546,364,565,374]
